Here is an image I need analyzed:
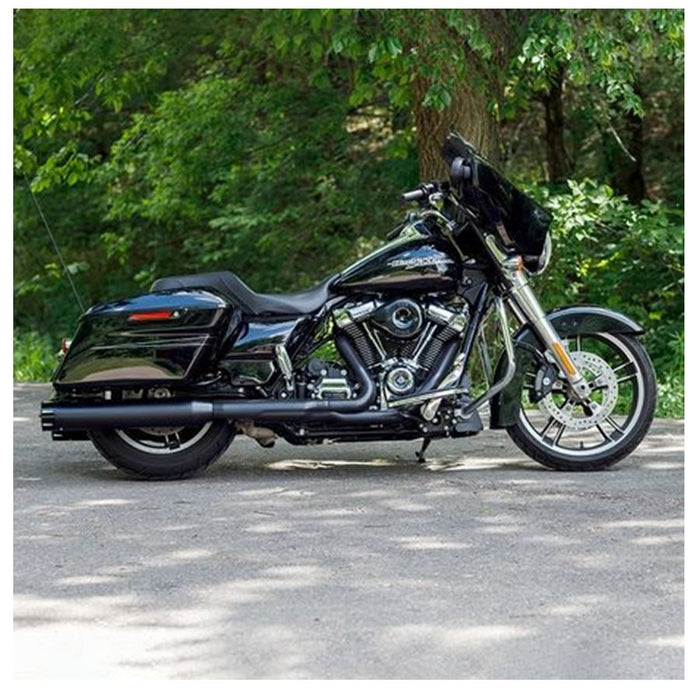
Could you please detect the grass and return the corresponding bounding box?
[655,374,684,419]
[13,330,58,383]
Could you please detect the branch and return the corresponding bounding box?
[608,125,637,162]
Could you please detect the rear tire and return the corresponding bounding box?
[89,421,235,480]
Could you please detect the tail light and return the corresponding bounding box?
[128,310,175,322]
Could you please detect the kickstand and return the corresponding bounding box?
[416,437,432,464]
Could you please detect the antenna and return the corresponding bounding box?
[23,173,85,314]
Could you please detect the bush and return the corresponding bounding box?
[527,179,684,417]
[13,330,57,382]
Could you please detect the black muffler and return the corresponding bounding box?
[41,335,402,432]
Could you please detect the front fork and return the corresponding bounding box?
[484,238,591,401]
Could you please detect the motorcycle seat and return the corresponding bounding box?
[151,270,339,317]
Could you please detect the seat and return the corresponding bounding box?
[151,270,338,317]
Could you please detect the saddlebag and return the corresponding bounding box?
[53,289,240,389]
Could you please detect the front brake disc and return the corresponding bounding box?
[538,351,618,430]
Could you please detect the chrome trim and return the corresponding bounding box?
[313,377,353,399]
[274,344,295,392]
[411,322,437,367]
[362,321,387,361]
[332,300,379,328]
[389,297,516,415]
[332,308,354,330]
[420,352,466,421]
[425,304,468,333]
[504,268,590,399]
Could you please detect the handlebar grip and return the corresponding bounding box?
[402,189,425,203]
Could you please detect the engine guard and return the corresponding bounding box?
[489,305,645,429]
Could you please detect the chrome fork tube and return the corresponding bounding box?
[505,268,590,399]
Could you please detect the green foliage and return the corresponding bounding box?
[502,9,683,202]
[657,373,684,419]
[528,180,684,415]
[505,9,683,118]
[13,330,57,382]
[13,9,684,418]
[100,75,415,292]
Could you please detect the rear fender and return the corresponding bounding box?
[489,306,645,429]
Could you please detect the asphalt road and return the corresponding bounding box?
[14,383,684,679]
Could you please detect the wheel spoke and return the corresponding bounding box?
[605,416,625,438]
[539,415,556,437]
[612,360,637,384]
[553,421,567,446]
[542,417,568,447]
[166,432,182,450]
[589,372,609,390]
[596,422,612,443]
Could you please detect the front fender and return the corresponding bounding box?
[489,305,644,429]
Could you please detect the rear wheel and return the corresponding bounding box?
[506,332,656,471]
[90,421,235,479]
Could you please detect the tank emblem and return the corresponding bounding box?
[387,254,449,273]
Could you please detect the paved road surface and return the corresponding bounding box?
[14,383,684,679]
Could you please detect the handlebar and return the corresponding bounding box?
[402,158,472,204]
[401,183,439,203]
[401,188,428,203]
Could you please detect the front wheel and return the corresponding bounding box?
[507,332,656,471]
[89,421,235,479]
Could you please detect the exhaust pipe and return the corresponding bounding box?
[41,335,400,432]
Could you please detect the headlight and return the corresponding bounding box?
[533,232,552,275]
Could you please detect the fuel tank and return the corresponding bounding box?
[332,221,461,294]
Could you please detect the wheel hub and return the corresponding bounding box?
[538,350,618,430]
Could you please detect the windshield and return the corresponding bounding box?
[441,132,552,260]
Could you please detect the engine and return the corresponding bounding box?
[324,297,469,403]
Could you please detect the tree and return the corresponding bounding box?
[13,7,684,398]
[503,9,684,199]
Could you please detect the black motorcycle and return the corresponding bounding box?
[40,133,657,479]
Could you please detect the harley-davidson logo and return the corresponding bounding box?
[388,255,448,271]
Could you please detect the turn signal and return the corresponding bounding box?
[504,255,524,271]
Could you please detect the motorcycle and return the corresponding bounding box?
[40,133,657,479]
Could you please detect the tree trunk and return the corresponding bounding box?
[542,64,570,182]
[407,8,521,181]
[414,79,499,180]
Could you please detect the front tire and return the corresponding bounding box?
[90,421,235,479]
[507,332,656,471]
